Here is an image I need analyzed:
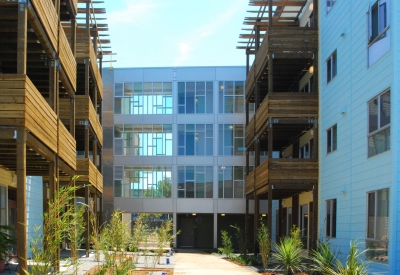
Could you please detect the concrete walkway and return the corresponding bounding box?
[0,249,262,274]
[174,250,259,275]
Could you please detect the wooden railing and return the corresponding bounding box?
[245,158,318,194]
[59,96,103,146]
[58,23,77,91]
[246,27,318,98]
[58,119,76,170]
[30,0,76,91]
[75,35,103,98]
[245,92,318,146]
[75,96,103,146]
[76,158,103,193]
[0,74,58,152]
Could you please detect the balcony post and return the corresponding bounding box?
[255,80,260,111]
[85,186,91,257]
[311,186,318,251]
[16,127,27,274]
[292,194,299,228]
[245,197,249,254]
[70,97,75,137]
[246,48,250,76]
[255,21,260,52]
[93,139,98,166]
[71,18,77,57]
[255,139,260,167]
[313,0,319,28]
[17,0,27,74]
[268,184,273,244]
[268,119,273,159]
[85,124,90,158]
[268,53,273,94]
[268,0,273,28]
[253,193,259,254]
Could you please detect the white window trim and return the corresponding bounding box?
[326,0,336,13]
[368,0,390,46]
[325,199,336,238]
[326,50,337,83]
[326,124,337,154]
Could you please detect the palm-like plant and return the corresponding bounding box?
[309,241,337,274]
[317,240,369,275]
[272,226,306,275]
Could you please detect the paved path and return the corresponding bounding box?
[173,250,259,275]
[0,249,262,275]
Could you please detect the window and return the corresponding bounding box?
[178,81,213,114]
[327,124,337,153]
[368,90,390,157]
[327,51,337,83]
[114,166,172,198]
[326,0,336,13]
[114,82,172,114]
[218,166,246,198]
[369,1,388,44]
[366,188,389,262]
[218,124,245,156]
[178,124,213,156]
[177,166,213,198]
[219,81,245,113]
[325,199,337,238]
[114,124,172,156]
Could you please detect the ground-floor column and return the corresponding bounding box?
[213,212,218,249]
[173,212,177,249]
[17,127,27,274]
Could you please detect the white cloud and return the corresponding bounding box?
[107,0,161,24]
[174,0,244,65]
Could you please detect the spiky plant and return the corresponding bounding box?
[272,226,306,275]
[309,240,337,274]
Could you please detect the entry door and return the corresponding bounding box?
[178,216,196,248]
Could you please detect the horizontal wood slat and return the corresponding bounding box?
[58,119,76,170]
[76,158,103,193]
[59,95,103,146]
[58,23,77,91]
[31,0,58,51]
[246,27,318,98]
[0,74,58,153]
[245,158,318,194]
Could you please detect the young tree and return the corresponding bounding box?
[257,218,271,271]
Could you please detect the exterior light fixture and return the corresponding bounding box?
[262,214,266,217]
[309,65,314,74]
[309,3,313,11]
[221,214,225,216]
[192,213,196,216]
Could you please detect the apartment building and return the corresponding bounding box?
[0,0,109,272]
[319,0,397,273]
[238,0,319,251]
[102,66,275,249]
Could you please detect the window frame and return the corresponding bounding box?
[325,199,337,238]
[326,124,337,154]
[326,50,337,84]
[366,188,389,262]
[367,89,390,157]
[368,0,389,46]
[326,0,336,13]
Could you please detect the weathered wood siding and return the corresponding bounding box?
[76,158,103,193]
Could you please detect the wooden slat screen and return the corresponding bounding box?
[58,119,76,170]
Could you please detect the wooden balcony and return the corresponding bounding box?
[59,95,103,146]
[30,0,76,91]
[0,74,76,170]
[0,74,58,152]
[75,35,103,98]
[245,158,318,196]
[245,93,318,146]
[58,119,76,170]
[76,158,103,193]
[246,27,318,98]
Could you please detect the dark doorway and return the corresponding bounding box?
[177,215,196,248]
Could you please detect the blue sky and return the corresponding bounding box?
[102,0,251,68]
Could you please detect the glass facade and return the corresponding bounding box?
[114,82,172,114]
[218,166,246,198]
[218,124,245,156]
[114,124,172,156]
[115,166,172,198]
[177,166,213,198]
[218,81,245,113]
[178,124,213,156]
[178,81,213,114]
